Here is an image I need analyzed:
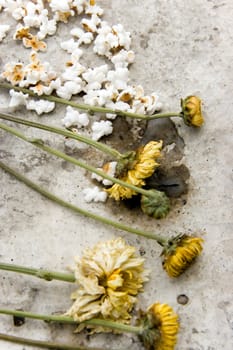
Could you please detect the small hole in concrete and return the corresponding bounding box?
[177,294,189,305]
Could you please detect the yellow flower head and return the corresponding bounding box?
[106,140,163,200]
[162,234,204,277]
[140,302,179,350]
[66,238,149,328]
[23,35,47,51]
[181,95,204,127]
[2,63,25,85]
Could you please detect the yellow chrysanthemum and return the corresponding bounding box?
[162,235,204,277]
[181,95,204,127]
[106,141,163,200]
[146,302,179,350]
[66,238,149,329]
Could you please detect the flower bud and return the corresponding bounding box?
[140,189,170,219]
[181,95,204,127]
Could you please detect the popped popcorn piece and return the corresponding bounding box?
[140,93,163,114]
[26,99,55,115]
[1,62,25,85]
[30,78,62,96]
[70,48,84,62]
[14,25,32,40]
[91,120,113,141]
[8,89,28,109]
[56,79,84,99]
[61,62,86,81]
[91,161,117,186]
[112,24,131,50]
[23,35,47,52]
[23,2,45,28]
[85,4,104,16]
[70,27,94,45]
[0,24,10,41]
[62,106,89,128]
[81,14,101,33]
[83,87,116,106]
[106,67,129,90]
[82,64,108,91]
[49,0,70,12]
[38,13,57,40]
[111,49,135,68]
[61,38,80,53]
[83,186,108,203]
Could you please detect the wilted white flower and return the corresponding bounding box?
[66,237,149,326]
[83,186,108,203]
[26,99,55,115]
[62,106,89,128]
[0,24,10,41]
[91,120,113,141]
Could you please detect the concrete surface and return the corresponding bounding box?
[0,1,233,349]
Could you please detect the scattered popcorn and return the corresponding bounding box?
[0,24,10,41]
[91,120,113,141]
[83,186,108,203]
[26,99,55,115]
[62,106,89,128]
[14,25,32,40]
[8,89,28,109]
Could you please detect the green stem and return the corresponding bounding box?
[0,309,143,334]
[0,112,122,159]
[0,82,181,121]
[0,333,104,350]
[0,121,159,199]
[0,160,166,245]
[0,262,75,282]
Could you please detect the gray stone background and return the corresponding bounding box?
[0,1,233,349]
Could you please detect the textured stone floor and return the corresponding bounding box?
[0,1,233,349]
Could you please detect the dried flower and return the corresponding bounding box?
[106,141,162,200]
[162,234,204,277]
[140,302,179,350]
[140,189,170,219]
[181,95,204,127]
[66,238,148,327]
